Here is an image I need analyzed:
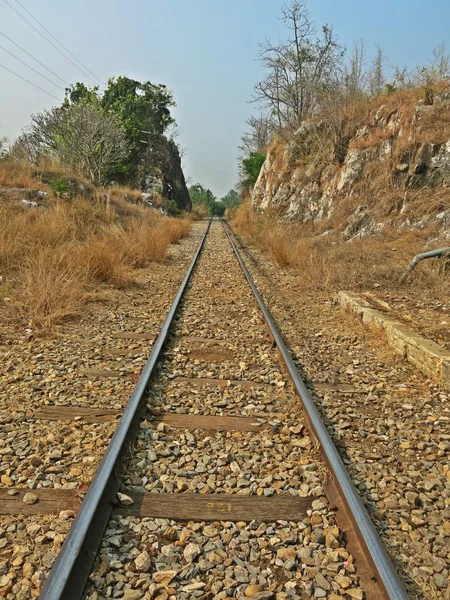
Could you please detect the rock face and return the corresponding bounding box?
[143,138,191,212]
[252,90,450,237]
[163,140,192,211]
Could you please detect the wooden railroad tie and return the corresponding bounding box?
[30,408,273,433]
[111,332,154,340]
[0,489,311,522]
[150,412,273,432]
[32,406,120,423]
[104,347,145,357]
[174,376,272,390]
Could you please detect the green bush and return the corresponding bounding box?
[240,152,266,191]
[167,199,180,216]
[50,177,72,198]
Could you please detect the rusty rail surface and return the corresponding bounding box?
[40,217,408,599]
[40,219,211,600]
[222,220,409,600]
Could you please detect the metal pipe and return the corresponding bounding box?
[40,219,211,600]
[399,247,450,283]
[222,220,409,600]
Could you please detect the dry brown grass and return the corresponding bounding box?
[107,186,144,204]
[351,129,393,150]
[233,201,450,295]
[14,246,88,330]
[191,204,210,220]
[0,158,38,189]
[415,101,450,143]
[0,197,191,332]
[75,229,132,288]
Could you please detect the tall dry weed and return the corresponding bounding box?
[1,197,192,331]
[0,158,37,189]
[233,202,450,294]
[11,246,87,330]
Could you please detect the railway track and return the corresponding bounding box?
[2,219,408,599]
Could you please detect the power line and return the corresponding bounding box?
[0,29,69,85]
[0,43,65,90]
[3,0,98,85]
[0,60,62,101]
[15,0,101,84]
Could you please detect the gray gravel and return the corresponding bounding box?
[85,222,363,600]
[230,224,450,599]
[0,223,205,598]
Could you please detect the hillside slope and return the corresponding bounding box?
[252,87,450,239]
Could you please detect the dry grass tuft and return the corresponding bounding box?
[164,218,191,243]
[12,246,88,330]
[76,229,132,288]
[0,196,191,332]
[351,129,393,150]
[0,158,38,189]
[233,201,450,295]
[267,229,299,267]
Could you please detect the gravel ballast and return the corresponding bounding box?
[0,222,205,598]
[85,222,364,600]
[230,225,450,599]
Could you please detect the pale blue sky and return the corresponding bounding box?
[0,0,449,196]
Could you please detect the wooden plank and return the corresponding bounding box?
[188,348,234,362]
[151,413,272,432]
[0,488,81,515]
[112,332,154,340]
[104,347,144,357]
[179,336,228,345]
[80,368,124,378]
[115,492,312,522]
[33,406,120,423]
[310,383,358,394]
[174,377,272,390]
[179,336,271,348]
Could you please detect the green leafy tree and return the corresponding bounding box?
[240,152,266,191]
[220,188,241,209]
[189,183,216,215]
[64,82,100,106]
[63,77,176,184]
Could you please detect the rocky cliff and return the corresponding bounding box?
[252,89,450,238]
[143,138,191,212]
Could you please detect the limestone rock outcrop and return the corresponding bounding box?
[252,91,450,238]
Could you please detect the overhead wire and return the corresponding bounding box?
[14,0,101,84]
[3,0,98,85]
[0,61,62,100]
[0,29,69,86]
[0,42,66,90]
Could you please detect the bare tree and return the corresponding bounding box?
[345,39,366,99]
[253,0,344,131]
[11,107,64,162]
[57,104,129,184]
[240,114,274,156]
[314,41,369,164]
[368,46,386,97]
[12,104,129,184]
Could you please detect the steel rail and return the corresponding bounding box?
[221,220,409,600]
[40,219,212,600]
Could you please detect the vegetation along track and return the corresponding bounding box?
[14,220,407,600]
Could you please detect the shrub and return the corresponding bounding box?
[12,246,87,330]
[49,177,72,198]
[0,197,192,331]
[240,152,266,191]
